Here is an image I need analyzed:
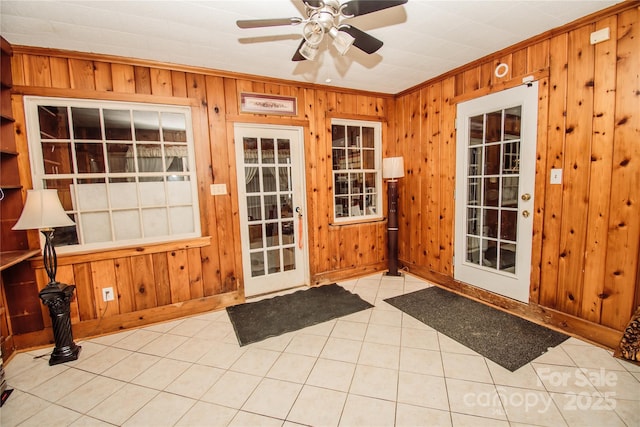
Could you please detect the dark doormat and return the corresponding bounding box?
[227,284,373,346]
[385,286,569,371]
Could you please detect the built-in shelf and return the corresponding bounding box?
[0,250,41,272]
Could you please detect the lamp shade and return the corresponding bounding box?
[13,189,75,230]
[382,157,405,179]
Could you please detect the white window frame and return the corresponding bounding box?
[24,96,201,254]
[331,118,382,223]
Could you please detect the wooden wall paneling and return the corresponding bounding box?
[171,71,188,98]
[204,74,239,293]
[10,53,25,86]
[407,90,422,265]
[580,15,618,322]
[418,86,430,267]
[55,265,80,323]
[356,94,374,116]
[73,263,96,321]
[479,61,494,90]
[464,68,481,93]
[131,254,157,310]
[528,40,550,73]
[90,260,119,318]
[152,252,172,306]
[336,92,357,114]
[529,77,550,303]
[374,97,386,117]
[251,81,265,93]
[601,7,640,331]
[326,92,341,272]
[318,89,333,273]
[168,249,190,303]
[34,268,52,329]
[68,59,96,90]
[187,247,204,299]
[93,62,113,92]
[394,95,408,264]
[223,77,240,116]
[426,83,442,271]
[539,33,569,308]
[150,68,173,97]
[110,63,136,93]
[263,83,279,95]
[114,257,135,314]
[377,221,386,266]
[345,227,359,268]
[24,55,52,87]
[49,57,71,89]
[556,24,595,316]
[200,75,226,295]
[133,66,152,94]
[439,77,456,275]
[304,88,320,278]
[512,48,528,79]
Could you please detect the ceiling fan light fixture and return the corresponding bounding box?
[329,27,355,55]
[299,41,320,60]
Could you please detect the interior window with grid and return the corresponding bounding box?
[331,119,382,222]
[24,97,200,252]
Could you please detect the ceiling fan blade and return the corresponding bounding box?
[303,1,324,7]
[237,17,302,29]
[339,25,383,54]
[341,0,408,17]
[292,39,307,61]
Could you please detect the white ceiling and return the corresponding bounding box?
[0,0,621,94]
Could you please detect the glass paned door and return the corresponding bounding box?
[455,83,538,303]
[235,124,307,297]
[465,106,521,273]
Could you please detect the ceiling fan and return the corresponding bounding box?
[236,0,408,61]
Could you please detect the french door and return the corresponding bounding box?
[234,124,308,297]
[454,82,538,303]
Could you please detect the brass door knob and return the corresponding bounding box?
[522,210,530,218]
[521,193,531,201]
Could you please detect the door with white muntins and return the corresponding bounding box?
[234,124,308,297]
[454,82,539,303]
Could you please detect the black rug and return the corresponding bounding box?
[385,286,569,371]
[227,284,373,346]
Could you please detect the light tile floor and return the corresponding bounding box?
[2,273,639,426]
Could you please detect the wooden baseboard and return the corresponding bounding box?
[403,264,623,350]
[11,290,244,351]
[312,262,388,286]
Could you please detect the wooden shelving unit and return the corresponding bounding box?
[1,37,40,387]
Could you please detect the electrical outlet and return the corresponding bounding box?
[102,287,115,302]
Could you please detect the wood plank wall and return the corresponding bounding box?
[393,5,639,335]
[7,47,392,349]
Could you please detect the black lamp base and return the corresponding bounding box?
[385,271,403,277]
[39,281,81,366]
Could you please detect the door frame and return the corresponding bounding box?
[453,82,539,303]
[234,123,309,297]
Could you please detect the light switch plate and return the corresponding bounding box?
[210,183,227,195]
[550,168,563,185]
